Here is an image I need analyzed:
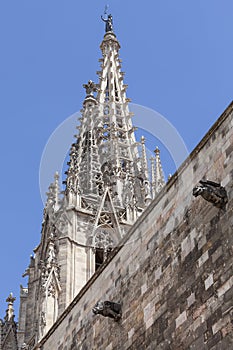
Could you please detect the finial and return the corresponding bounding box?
[5,293,16,322]
[154,146,160,155]
[83,80,98,96]
[101,7,113,33]
[141,135,145,144]
[6,293,16,304]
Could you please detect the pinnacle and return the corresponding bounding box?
[6,293,15,304]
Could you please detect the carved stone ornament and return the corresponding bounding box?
[92,301,121,321]
[193,180,228,208]
[83,80,98,96]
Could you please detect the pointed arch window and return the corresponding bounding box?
[104,106,109,115]
[116,106,121,116]
[93,227,114,271]
[95,248,104,270]
[114,79,119,102]
[105,78,110,102]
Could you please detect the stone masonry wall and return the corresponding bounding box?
[36,103,233,350]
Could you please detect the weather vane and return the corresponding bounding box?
[101,5,113,33]
[104,4,109,15]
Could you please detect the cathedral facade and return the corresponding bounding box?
[1,16,233,350]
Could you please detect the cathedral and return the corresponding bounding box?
[1,14,233,350]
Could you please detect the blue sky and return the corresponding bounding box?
[0,1,232,317]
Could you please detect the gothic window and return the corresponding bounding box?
[95,247,113,271]
[101,145,108,154]
[118,131,125,141]
[104,106,109,115]
[105,78,109,102]
[93,227,114,271]
[120,159,127,171]
[116,104,121,116]
[105,94,109,102]
[117,118,123,128]
[114,80,119,102]
[120,147,128,157]
[39,269,60,340]
[103,131,109,140]
[95,248,104,271]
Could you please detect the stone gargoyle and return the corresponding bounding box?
[92,301,122,321]
[193,180,228,208]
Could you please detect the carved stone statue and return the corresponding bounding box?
[101,14,113,33]
[92,301,121,321]
[193,180,228,208]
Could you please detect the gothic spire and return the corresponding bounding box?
[45,172,61,212]
[63,23,150,213]
[140,136,152,204]
[15,15,167,347]
[0,293,18,349]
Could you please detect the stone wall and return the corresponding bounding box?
[36,102,233,350]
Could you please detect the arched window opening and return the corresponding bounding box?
[93,227,114,272]
[105,78,109,102]
[95,247,112,271]
[95,248,104,271]
[114,80,119,102]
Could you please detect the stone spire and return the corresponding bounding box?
[16,17,166,346]
[151,147,165,197]
[0,294,18,350]
[71,80,102,199]
[64,24,150,213]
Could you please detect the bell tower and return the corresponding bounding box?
[16,14,166,348]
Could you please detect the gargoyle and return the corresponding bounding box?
[92,301,121,321]
[193,180,228,208]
